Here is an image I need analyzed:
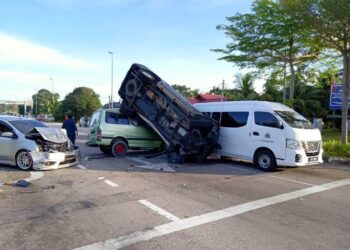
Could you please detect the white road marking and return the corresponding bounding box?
[76,164,87,170]
[76,139,87,144]
[270,175,315,186]
[74,178,350,250]
[97,177,119,187]
[138,199,180,222]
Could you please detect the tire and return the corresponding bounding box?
[125,79,139,97]
[111,140,128,157]
[16,150,33,170]
[254,149,276,171]
[99,145,111,154]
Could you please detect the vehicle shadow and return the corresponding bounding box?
[80,149,285,176]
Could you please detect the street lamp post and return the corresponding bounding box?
[108,51,114,108]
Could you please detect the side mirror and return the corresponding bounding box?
[277,120,284,129]
[2,131,16,138]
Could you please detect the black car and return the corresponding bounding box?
[118,63,220,163]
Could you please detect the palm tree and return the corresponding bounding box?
[234,73,257,100]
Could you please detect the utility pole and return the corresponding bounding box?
[108,51,114,108]
[50,78,54,102]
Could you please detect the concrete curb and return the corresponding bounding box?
[323,156,350,165]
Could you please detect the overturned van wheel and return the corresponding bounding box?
[125,79,139,97]
[167,152,184,164]
[111,140,128,157]
[254,150,276,172]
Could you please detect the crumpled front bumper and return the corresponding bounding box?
[30,149,81,170]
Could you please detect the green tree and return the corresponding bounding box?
[61,87,101,120]
[213,0,319,101]
[234,73,258,99]
[171,84,199,98]
[282,0,350,143]
[32,89,59,115]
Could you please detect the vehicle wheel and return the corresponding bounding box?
[16,150,33,170]
[99,145,111,154]
[125,79,139,97]
[111,140,128,157]
[254,150,276,171]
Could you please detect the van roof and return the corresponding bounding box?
[193,101,294,112]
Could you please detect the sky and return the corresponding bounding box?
[0,0,255,105]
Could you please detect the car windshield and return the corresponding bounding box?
[9,120,48,134]
[275,110,313,129]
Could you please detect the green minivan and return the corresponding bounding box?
[86,108,162,157]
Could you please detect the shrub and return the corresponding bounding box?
[323,140,350,158]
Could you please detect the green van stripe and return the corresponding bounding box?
[101,136,159,141]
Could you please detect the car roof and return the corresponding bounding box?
[0,115,35,122]
[194,101,293,112]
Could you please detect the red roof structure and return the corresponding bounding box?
[188,93,228,104]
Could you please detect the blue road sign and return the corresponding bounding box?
[329,85,350,110]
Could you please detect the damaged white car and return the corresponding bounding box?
[0,115,80,170]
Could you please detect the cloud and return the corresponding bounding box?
[0,33,97,69]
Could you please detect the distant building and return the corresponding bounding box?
[188,93,228,104]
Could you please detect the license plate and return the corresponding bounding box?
[308,157,318,162]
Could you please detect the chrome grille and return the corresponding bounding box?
[302,141,320,154]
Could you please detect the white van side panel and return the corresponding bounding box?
[217,111,255,160]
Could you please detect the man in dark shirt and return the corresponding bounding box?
[62,114,78,145]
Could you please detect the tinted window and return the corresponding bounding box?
[221,112,249,128]
[0,123,11,136]
[9,120,47,134]
[254,112,281,128]
[105,112,129,125]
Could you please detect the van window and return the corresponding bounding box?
[221,112,249,128]
[105,112,129,125]
[254,112,281,128]
[90,111,100,126]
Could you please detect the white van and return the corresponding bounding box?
[194,101,323,171]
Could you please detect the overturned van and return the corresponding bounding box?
[118,64,220,163]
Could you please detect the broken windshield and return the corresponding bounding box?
[275,110,313,129]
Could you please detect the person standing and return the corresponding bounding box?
[62,114,78,145]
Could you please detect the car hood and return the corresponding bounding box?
[26,127,68,144]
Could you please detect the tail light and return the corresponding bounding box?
[97,128,102,141]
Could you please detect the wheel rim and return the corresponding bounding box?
[17,152,33,170]
[115,144,126,155]
[258,154,271,169]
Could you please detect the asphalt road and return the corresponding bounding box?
[0,125,350,250]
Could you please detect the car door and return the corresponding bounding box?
[129,117,161,149]
[251,111,286,160]
[87,111,101,145]
[213,111,255,160]
[0,122,17,163]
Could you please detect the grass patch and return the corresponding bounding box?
[323,140,350,158]
[321,130,350,157]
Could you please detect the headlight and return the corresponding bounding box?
[286,139,302,149]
